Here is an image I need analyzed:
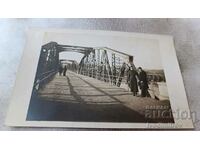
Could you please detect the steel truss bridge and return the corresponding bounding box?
[35,42,135,88]
[26,41,174,123]
[34,41,167,100]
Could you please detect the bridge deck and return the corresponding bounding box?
[27,71,174,123]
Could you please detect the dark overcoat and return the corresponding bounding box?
[138,70,148,89]
[127,69,138,93]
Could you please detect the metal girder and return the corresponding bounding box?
[60,59,78,65]
[42,42,58,50]
[57,44,93,50]
[41,42,135,88]
[95,47,132,62]
[57,44,94,54]
[60,59,77,62]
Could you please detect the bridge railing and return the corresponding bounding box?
[77,70,128,86]
[34,69,58,91]
[75,69,166,84]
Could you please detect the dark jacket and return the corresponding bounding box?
[127,68,138,93]
[138,70,148,89]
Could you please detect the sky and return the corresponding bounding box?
[43,31,163,70]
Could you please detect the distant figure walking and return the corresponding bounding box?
[138,67,149,97]
[63,65,67,76]
[127,65,138,96]
[59,65,63,76]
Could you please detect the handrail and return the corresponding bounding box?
[38,69,56,77]
[38,71,57,83]
[78,70,128,84]
[34,70,57,90]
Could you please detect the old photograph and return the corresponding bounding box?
[26,31,174,123]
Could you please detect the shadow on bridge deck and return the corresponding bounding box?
[26,71,174,123]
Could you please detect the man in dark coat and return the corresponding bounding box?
[63,65,67,76]
[127,65,138,96]
[138,67,149,97]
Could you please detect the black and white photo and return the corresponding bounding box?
[5,29,194,129]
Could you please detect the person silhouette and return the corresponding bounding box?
[63,65,67,76]
[138,67,149,97]
[127,65,138,96]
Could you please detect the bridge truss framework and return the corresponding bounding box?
[37,42,134,88]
